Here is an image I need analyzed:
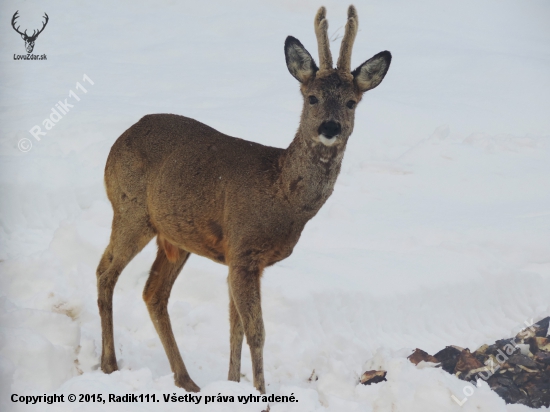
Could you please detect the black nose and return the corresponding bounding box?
[318,121,341,138]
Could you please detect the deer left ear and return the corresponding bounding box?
[352,51,392,92]
[285,36,319,84]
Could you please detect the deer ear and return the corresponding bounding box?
[352,51,392,92]
[285,36,319,84]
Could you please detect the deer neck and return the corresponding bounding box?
[278,128,346,215]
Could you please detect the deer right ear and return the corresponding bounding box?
[285,36,319,84]
[352,51,392,92]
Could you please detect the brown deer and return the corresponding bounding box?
[97,5,391,394]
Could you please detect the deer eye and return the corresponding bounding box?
[308,96,318,105]
[346,100,356,109]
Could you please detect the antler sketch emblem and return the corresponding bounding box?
[12,11,49,54]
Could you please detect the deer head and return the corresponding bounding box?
[285,6,391,149]
[11,11,49,54]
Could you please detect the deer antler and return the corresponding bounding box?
[314,7,333,72]
[29,13,49,40]
[12,11,49,40]
[337,5,358,73]
[11,11,27,37]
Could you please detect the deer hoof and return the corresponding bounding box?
[101,361,118,374]
[175,376,200,393]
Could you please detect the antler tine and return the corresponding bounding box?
[11,11,26,36]
[314,7,333,71]
[35,13,49,37]
[337,5,358,73]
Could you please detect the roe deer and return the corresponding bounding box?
[97,5,391,394]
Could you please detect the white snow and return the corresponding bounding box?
[1,0,550,411]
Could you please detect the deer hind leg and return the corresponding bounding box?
[227,294,244,382]
[228,264,266,394]
[143,237,200,392]
[97,214,155,374]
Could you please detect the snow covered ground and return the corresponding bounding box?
[1,0,550,410]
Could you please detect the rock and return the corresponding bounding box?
[434,346,462,374]
[527,336,550,354]
[474,344,490,356]
[454,349,484,379]
[507,354,538,369]
[360,370,387,385]
[408,349,438,365]
[516,317,550,343]
[408,317,550,407]
[495,339,521,357]
[524,377,550,408]
[476,342,519,359]
[534,317,550,338]
[534,351,550,365]
[487,376,523,404]
[535,337,550,352]
[474,344,494,364]
[512,371,533,387]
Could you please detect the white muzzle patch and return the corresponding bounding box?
[318,134,338,147]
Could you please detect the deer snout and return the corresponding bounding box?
[318,121,341,146]
[318,121,341,139]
